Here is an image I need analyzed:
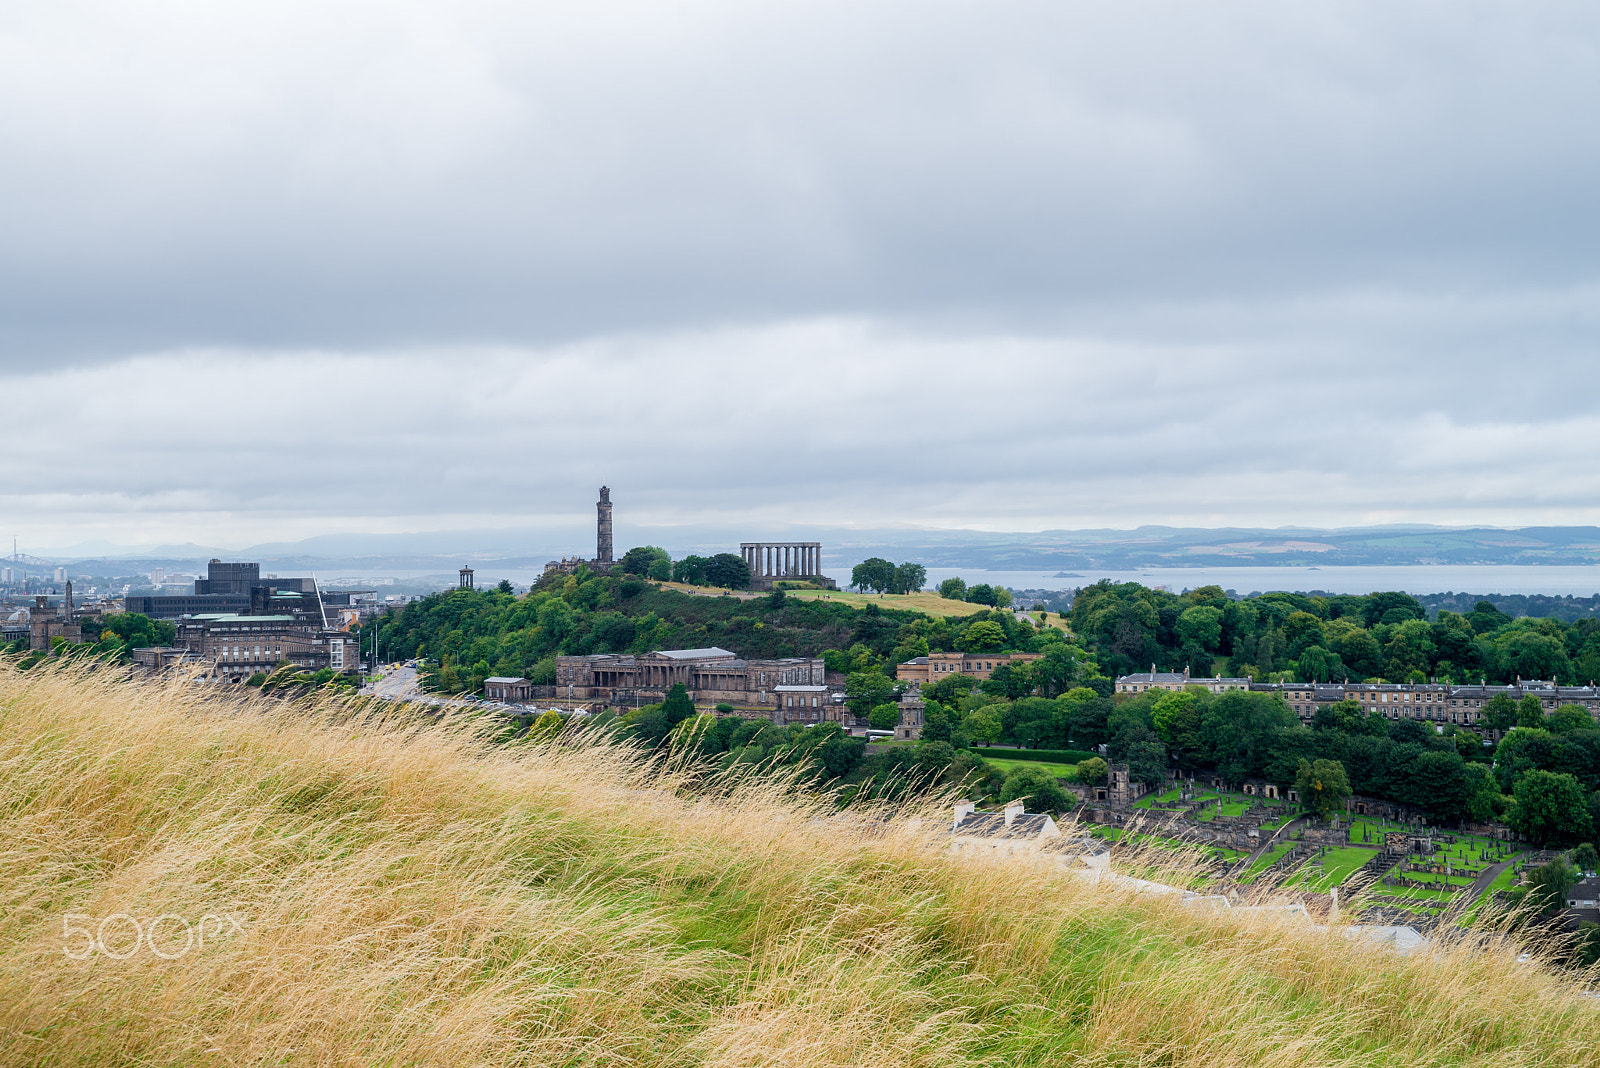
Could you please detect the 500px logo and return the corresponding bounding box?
[61,913,244,960]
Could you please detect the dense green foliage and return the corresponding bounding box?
[850,558,928,594]
[937,576,1014,607]
[1070,580,1600,684]
[367,563,1086,699]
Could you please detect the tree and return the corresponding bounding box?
[851,558,896,593]
[867,703,900,731]
[1333,630,1383,679]
[892,562,928,594]
[1295,645,1345,683]
[1467,600,1513,634]
[529,709,566,740]
[496,579,514,594]
[1496,629,1571,682]
[999,765,1069,813]
[661,683,697,728]
[1523,859,1577,916]
[845,669,895,720]
[1176,606,1224,653]
[1517,694,1547,730]
[1573,842,1599,873]
[1150,690,1196,739]
[704,553,752,589]
[1111,725,1167,789]
[1483,693,1520,733]
[938,577,967,600]
[966,583,997,606]
[1313,698,1386,737]
[1295,758,1352,819]
[620,545,670,577]
[1074,756,1108,785]
[1549,704,1596,734]
[671,555,710,584]
[962,706,1002,746]
[99,612,176,649]
[1510,770,1595,846]
[1403,750,1472,822]
[992,587,1013,608]
[958,620,1006,653]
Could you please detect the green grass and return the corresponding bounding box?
[1237,842,1298,885]
[1281,846,1381,892]
[1133,787,1186,809]
[983,756,1078,778]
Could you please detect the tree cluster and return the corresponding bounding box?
[1069,580,1600,685]
[936,577,1014,608]
[850,558,928,595]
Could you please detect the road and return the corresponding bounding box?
[365,663,423,701]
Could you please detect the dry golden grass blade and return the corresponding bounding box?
[2,656,1599,1067]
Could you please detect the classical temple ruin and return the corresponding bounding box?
[739,542,836,590]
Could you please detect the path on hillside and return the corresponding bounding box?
[1464,854,1519,904]
[1228,815,1309,877]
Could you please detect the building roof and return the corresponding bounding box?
[650,647,737,660]
[952,812,1057,838]
[484,676,528,684]
[774,684,827,692]
[203,615,298,623]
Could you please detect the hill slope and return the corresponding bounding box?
[2,662,1597,1067]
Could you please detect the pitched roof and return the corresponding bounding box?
[484,676,528,684]
[952,812,1057,838]
[651,647,737,660]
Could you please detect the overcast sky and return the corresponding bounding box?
[5,1,1600,554]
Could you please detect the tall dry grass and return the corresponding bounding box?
[1,658,1598,1067]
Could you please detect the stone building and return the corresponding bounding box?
[28,590,82,652]
[555,646,831,717]
[484,676,535,704]
[896,651,1044,688]
[1223,678,1600,739]
[169,614,359,682]
[1115,667,1251,695]
[739,542,836,590]
[893,694,925,740]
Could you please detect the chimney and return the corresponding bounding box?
[953,800,976,828]
[1004,799,1025,826]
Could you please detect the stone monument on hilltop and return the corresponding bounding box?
[597,486,614,566]
[544,486,620,577]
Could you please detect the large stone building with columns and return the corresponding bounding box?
[739,542,837,590]
[554,646,837,721]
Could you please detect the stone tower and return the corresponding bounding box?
[596,486,614,564]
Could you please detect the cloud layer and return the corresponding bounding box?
[3,1,1599,548]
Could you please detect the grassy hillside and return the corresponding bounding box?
[3,662,1599,1067]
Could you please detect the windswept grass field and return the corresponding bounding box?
[2,659,1598,1067]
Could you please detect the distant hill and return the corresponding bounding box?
[32,523,1600,573]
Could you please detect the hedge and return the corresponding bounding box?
[976,747,1098,765]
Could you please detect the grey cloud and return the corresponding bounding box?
[5,321,1600,548]
[3,1,1600,363]
[5,2,1600,548]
